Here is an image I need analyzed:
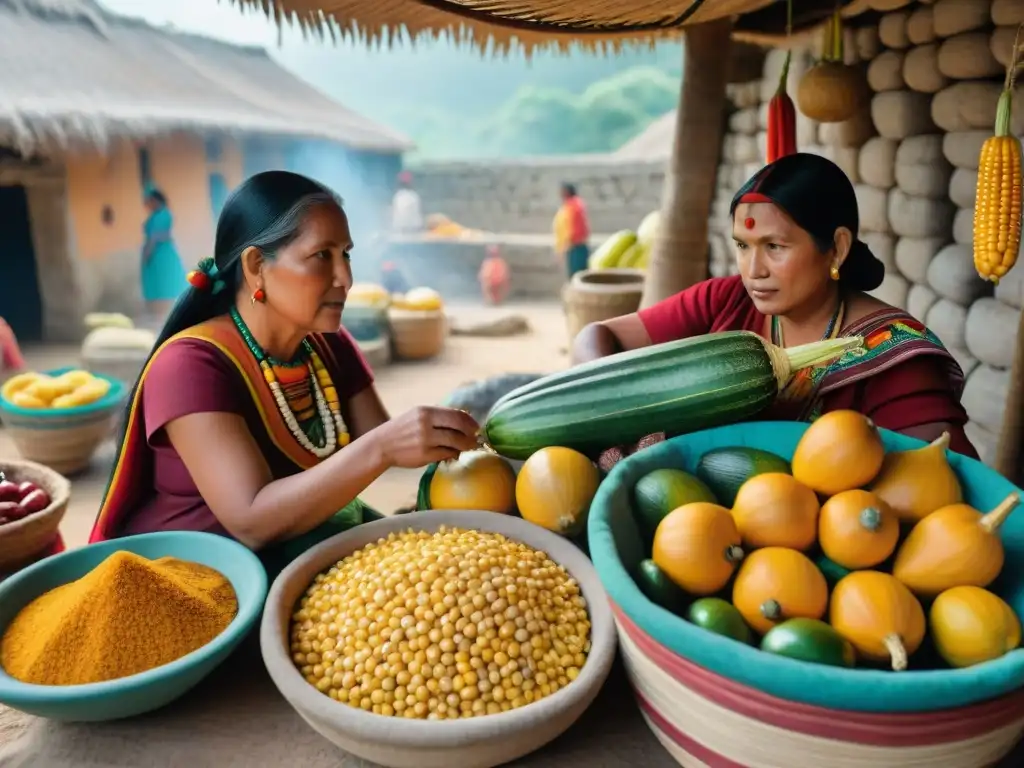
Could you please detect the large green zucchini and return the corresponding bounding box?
[483,331,862,460]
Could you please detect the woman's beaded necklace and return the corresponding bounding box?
[230,307,349,458]
[771,299,845,401]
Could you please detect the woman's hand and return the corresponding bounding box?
[372,406,480,468]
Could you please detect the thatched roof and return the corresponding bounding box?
[219,0,870,51]
[614,110,676,161]
[0,0,414,156]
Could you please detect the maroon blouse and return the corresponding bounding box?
[118,330,374,537]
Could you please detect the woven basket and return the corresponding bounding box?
[563,268,645,342]
[0,460,70,572]
[589,422,1024,766]
[0,371,126,475]
[388,309,447,361]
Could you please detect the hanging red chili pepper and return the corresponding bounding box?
[766,0,797,163]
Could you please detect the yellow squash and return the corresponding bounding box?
[929,586,1022,669]
[429,450,516,514]
[818,490,900,570]
[973,24,1022,284]
[830,571,925,671]
[791,410,885,496]
[892,493,1019,597]
[869,432,963,523]
[731,547,828,635]
[652,502,744,596]
[515,446,599,536]
[731,472,819,551]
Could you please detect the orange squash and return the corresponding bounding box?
[515,447,600,536]
[731,473,819,551]
[818,489,900,570]
[830,571,925,671]
[869,432,963,523]
[429,450,517,513]
[731,547,828,635]
[929,586,1022,669]
[892,493,1020,597]
[791,410,885,496]
[652,503,744,596]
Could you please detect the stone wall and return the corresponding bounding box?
[411,156,665,236]
[711,0,1024,466]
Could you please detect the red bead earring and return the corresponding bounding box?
[251,287,266,306]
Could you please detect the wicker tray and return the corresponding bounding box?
[0,460,70,573]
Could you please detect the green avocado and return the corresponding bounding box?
[632,468,717,545]
[761,618,856,668]
[694,447,792,507]
[635,559,687,614]
[687,597,752,644]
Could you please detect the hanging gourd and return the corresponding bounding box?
[973,24,1023,285]
[869,432,963,523]
[766,0,798,162]
[892,493,1020,598]
[797,9,871,124]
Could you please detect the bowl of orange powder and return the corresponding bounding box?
[0,531,267,721]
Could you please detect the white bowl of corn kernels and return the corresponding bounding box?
[261,510,616,768]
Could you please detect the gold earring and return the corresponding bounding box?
[830,264,840,281]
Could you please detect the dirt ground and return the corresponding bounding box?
[0,301,570,549]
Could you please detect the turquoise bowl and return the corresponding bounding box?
[0,367,126,422]
[0,531,267,721]
[588,421,1024,713]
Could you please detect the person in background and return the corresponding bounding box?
[553,182,591,279]
[391,171,424,234]
[572,153,977,463]
[141,186,188,320]
[479,245,511,305]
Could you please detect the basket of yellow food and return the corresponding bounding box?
[261,510,617,768]
[0,460,71,573]
[0,368,127,474]
[388,288,447,361]
[588,415,1024,767]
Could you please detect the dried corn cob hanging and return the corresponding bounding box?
[973,24,1023,285]
[766,0,797,163]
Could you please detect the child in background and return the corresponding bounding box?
[479,246,510,305]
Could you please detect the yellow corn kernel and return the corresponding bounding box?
[974,135,1023,284]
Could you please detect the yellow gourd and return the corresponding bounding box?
[892,493,1019,597]
[930,586,1022,669]
[55,369,96,390]
[23,376,74,404]
[9,391,47,409]
[652,502,744,596]
[429,450,516,514]
[515,447,599,536]
[731,547,828,635]
[731,473,819,551]
[830,571,925,671]
[347,283,391,308]
[795,12,871,124]
[791,410,885,496]
[399,287,444,312]
[0,372,44,401]
[869,432,963,523]
[51,377,111,409]
[818,489,900,570]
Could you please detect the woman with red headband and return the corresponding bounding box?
[572,153,978,459]
[89,171,478,571]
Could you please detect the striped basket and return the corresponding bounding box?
[0,370,126,475]
[588,422,1024,767]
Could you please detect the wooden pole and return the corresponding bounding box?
[995,307,1024,484]
[640,17,733,309]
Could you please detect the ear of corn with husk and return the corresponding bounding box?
[973,25,1023,285]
